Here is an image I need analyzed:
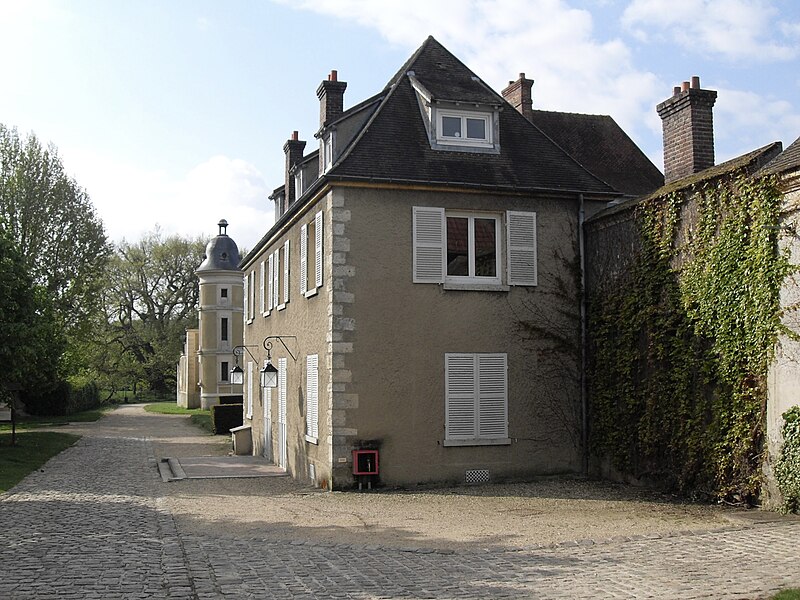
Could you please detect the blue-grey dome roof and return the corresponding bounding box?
[197,219,241,272]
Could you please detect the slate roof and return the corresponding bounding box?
[328,36,618,196]
[760,135,800,175]
[528,110,664,197]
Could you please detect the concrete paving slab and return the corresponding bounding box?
[166,455,287,480]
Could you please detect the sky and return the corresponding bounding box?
[1,0,799,251]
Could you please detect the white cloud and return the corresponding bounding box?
[275,0,663,153]
[622,0,797,62]
[713,86,800,161]
[60,150,273,252]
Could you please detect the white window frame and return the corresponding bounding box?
[305,354,319,444]
[272,249,280,309]
[321,133,334,172]
[294,169,304,198]
[444,212,502,286]
[435,109,493,148]
[249,271,256,321]
[444,353,509,446]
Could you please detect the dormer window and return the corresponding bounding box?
[320,133,335,173]
[294,170,304,197]
[437,110,492,147]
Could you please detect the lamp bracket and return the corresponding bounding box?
[263,336,298,362]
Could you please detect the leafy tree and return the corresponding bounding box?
[101,230,207,395]
[0,124,109,339]
[0,232,64,411]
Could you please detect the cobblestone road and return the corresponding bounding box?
[1,406,798,599]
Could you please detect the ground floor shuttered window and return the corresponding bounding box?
[444,353,508,444]
[306,354,319,442]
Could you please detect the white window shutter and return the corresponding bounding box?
[306,354,319,439]
[259,261,265,314]
[477,354,507,438]
[246,361,254,419]
[243,274,249,321]
[273,250,279,308]
[445,354,477,440]
[278,357,287,426]
[314,211,323,289]
[300,224,308,295]
[507,211,537,286]
[283,240,290,304]
[267,253,274,311]
[413,207,445,283]
[250,272,255,319]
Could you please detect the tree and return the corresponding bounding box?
[0,232,64,410]
[0,125,109,339]
[101,230,207,395]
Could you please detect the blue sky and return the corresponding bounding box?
[1,0,798,250]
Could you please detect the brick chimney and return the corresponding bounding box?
[656,76,717,183]
[317,70,347,128]
[283,131,306,210]
[501,73,534,122]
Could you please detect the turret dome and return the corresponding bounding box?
[197,219,241,272]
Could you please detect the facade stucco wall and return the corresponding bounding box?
[765,172,800,507]
[332,186,584,487]
[243,192,332,486]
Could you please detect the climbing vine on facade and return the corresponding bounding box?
[775,406,800,513]
[588,173,791,503]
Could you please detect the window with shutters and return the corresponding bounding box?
[305,354,319,444]
[413,207,536,288]
[300,211,323,298]
[444,353,509,446]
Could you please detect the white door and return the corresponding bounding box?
[263,383,273,461]
[277,358,287,470]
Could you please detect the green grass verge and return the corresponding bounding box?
[773,590,800,600]
[0,431,81,493]
[144,402,215,434]
[0,405,114,432]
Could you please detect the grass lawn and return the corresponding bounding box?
[774,591,800,600]
[0,431,81,493]
[144,401,214,434]
[0,405,114,432]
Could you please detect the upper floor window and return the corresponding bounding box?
[446,214,500,284]
[437,111,492,147]
[412,207,537,288]
[295,170,304,197]
[300,211,323,297]
[220,317,228,342]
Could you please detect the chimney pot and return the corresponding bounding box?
[673,86,681,96]
[691,76,700,89]
[330,70,338,82]
[681,81,690,92]
[519,72,525,79]
[291,130,298,141]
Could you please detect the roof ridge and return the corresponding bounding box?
[531,108,613,119]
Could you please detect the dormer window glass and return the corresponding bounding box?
[295,170,304,197]
[436,110,492,148]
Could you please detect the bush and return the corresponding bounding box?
[22,380,102,416]
[219,395,244,405]
[775,406,800,513]
[211,404,243,435]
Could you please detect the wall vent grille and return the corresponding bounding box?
[465,469,490,485]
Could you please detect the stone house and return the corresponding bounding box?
[238,36,661,489]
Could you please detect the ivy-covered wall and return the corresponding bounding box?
[585,161,792,503]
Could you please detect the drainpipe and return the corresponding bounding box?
[578,193,588,475]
